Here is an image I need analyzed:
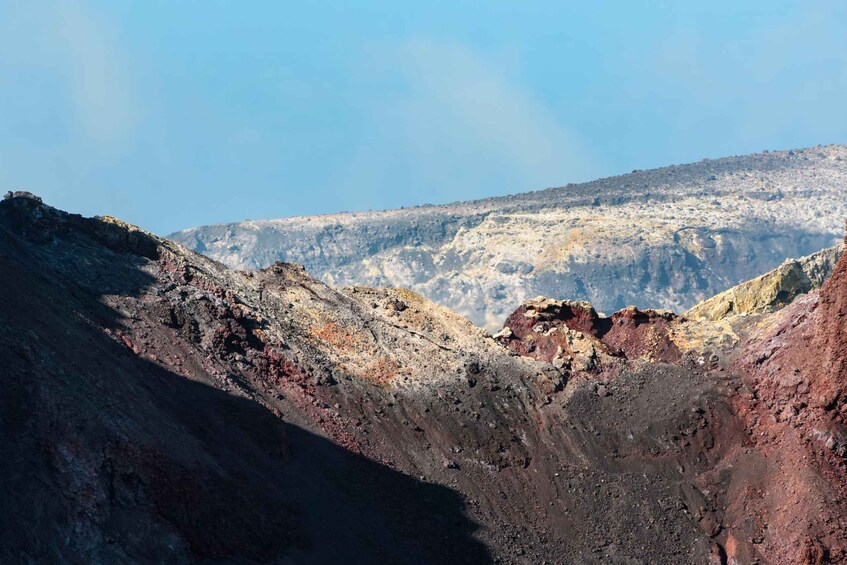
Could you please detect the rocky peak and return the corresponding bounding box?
[497,297,680,372]
[0,192,161,260]
[4,190,42,202]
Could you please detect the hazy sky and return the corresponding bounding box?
[1,1,846,234]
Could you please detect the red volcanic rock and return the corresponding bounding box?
[740,230,847,455]
[497,298,680,368]
[503,299,602,337]
[498,299,605,363]
[496,252,847,562]
[728,229,847,563]
[604,306,681,362]
[805,233,847,415]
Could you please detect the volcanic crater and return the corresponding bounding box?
[2,191,846,564]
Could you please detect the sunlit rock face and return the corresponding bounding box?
[173,145,847,329]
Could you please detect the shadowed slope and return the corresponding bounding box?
[0,193,489,563]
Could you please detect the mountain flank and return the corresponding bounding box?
[3,192,847,563]
[172,145,847,329]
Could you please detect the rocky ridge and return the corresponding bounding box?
[496,236,847,563]
[3,192,847,563]
[172,145,847,329]
[686,242,844,321]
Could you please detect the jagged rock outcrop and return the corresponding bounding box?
[686,242,844,321]
[172,145,847,329]
[495,229,847,564]
[496,298,680,372]
[4,192,847,563]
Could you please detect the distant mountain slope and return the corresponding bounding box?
[171,145,847,328]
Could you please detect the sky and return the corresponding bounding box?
[1,1,846,235]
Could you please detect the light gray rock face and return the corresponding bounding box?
[171,145,847,329]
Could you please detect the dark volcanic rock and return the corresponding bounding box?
[0,197,489,564]
[4,194,847,563]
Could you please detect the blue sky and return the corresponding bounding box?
[1,1,845,234]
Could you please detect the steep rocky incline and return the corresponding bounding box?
[687,242,844,321]
[4,192,847,564]
[497,236,847,564]
[0,192,515,563]
[172,145,847,329]
[721,228,847,563]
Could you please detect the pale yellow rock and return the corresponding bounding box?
[686,243,844,321]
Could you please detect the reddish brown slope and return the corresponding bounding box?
[493,235,847,564]
[5,192,847,564]
[0,193,739,563]
[727,229,847,563]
